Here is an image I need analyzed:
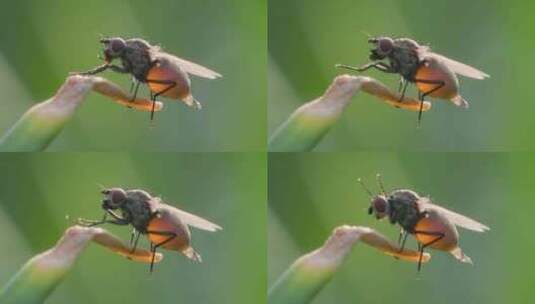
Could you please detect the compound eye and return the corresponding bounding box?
[110,39,126,53]
[110,189,126,204]
[372,197,388,213]
[378,38,393,54]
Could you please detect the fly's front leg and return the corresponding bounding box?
[75,64,110,76]
[336,61,396,74]
[76,63,128,76]
[412,229,445,272]
[108,65,129,74]
[78,210,129,227]
[77,212,108,226]
[413,78,445,126]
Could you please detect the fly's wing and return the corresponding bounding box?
[424,52,489,80]
[155,52,222,79]
[418,198,490,232]
[151,198,222,232]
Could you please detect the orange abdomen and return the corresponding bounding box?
[415,59,459,100]
[414,211,459,252]
[147,216,191,252]
[146,64,191,100]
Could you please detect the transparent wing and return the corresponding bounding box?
[152,198,222,232]
[157,52,222,79]
[418,198,490,232]
[426,52,489,80]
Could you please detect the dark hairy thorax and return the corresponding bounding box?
[119,190,155,233]
[387,189,424,232]
[388,38,422,81]
[120,39,157,82]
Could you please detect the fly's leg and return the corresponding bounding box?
[392,229,408,260]
[145,79,177,121]
[412,230,445,272]
[145,230,177,273]
[336,61,396,73]
[76,64,110,75]
[398,230,409,253]
[77,216,129,227]
[398,79,409,103]
[129,228,136,246]
[129,229,141,254]
[77,212,108,226]
[129,78,136,93]
[398,78,404,92]
[77,64,128,76]
[397,229,404,244]
[413,78,445,126]
[77,210,128,227]
[129,81,141,102]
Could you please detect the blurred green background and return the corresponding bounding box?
[0,152,266,303]
[268,0,535,151]
[0,0,266,151]
[268,153,534,303]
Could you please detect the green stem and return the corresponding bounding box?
[268,225,430,304]
[0,226,162,303]
[0,76,92,151]
[268,226,363,304]
[268,75,432,152]
[0,75,164,151]
[269,75,362,152]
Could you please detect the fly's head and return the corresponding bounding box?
[99,37,127,62]
[101,187,127,211]
[368,195,390,220]
[368,37,394,61]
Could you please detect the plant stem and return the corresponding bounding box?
[268,75,432,152]
[0,226,161,303]
[268,225,430,304]
[0,75,164,151]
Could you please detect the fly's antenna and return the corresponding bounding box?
[376,173,387,195]
[357,178,374,198]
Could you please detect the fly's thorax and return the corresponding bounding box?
[121,190,155,232]
[393,38,421,50]
[125,38,153,51]
[387,189,422,231]
[388,45,421,81]
[388,201,422,231]
[389,189,420,203]
[125,189,153,202]
[120,41,154,81]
